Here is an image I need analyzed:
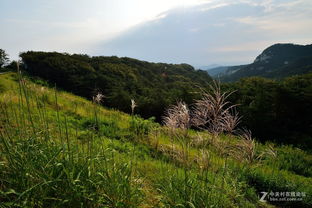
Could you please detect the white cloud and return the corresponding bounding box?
[1,0,311,64]
[233,0,312,35]
[200,2,233,11]
[213,41,274,52]
[95,0,312,65]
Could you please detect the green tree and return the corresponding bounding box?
[0,49,9,68]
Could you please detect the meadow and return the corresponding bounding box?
[0,72,311,207]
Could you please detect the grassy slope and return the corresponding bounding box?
[0,72,311,208]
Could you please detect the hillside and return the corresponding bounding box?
[1,72,312,207]
[13,51,312,149]
[20,51,212,121]
[214,43,312,82]
[223,73,312,149]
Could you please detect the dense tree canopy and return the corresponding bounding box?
[224,74,312,149]
[20,51,212,121]
[20,51,312,149]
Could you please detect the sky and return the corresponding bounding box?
[1,0,312,66]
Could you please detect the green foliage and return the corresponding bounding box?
[0,138,143,208]
[220,43,312,82]
[0,49,9,68]
[155,167,258,208]
[129,116,157,140]
[241,165,312,208]
[224,73,312,149]
[81,118,127,140]
[1,72,311,208]
[19,50,312,149]
[20,51,212,121]
[263,145,312,177]
[0,73,144,207]
[4,60,18,72]
[0,82,6,93]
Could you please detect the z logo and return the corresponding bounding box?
[260,192,268,202]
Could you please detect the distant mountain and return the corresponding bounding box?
[198,64,220,71]
[204,66,228,77]
[206,65,248,78]
[219,43,312,82]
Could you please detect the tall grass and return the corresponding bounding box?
[0,72,311,207]
[0,72,143,207]
[154,164,259,208]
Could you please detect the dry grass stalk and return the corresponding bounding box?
[191,81,240,135]
[92,92,104,104]
[194,149,210,170]
[131,99,137,115]
[158,144,186,164]
[219,109,241,133]
[162,101,191,130]
[258,144,277,161]
[190,133,209,148]
[229,129,256,163]
[162,101,192,163]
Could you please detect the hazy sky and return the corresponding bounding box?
[1,0,312,66]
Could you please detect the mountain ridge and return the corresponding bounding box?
[206,43,312,81]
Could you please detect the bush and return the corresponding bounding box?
[129,116,157,140]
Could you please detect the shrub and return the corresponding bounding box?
[129,116,157,140]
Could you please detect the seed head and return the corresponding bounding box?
[131,99,137,114]
[93,92,104,104]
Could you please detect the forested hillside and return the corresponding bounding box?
[1,0,311,207]
[1,72,311,207]
[20,51,212,121]
[224,74,312,149]
[18,51,312,149]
